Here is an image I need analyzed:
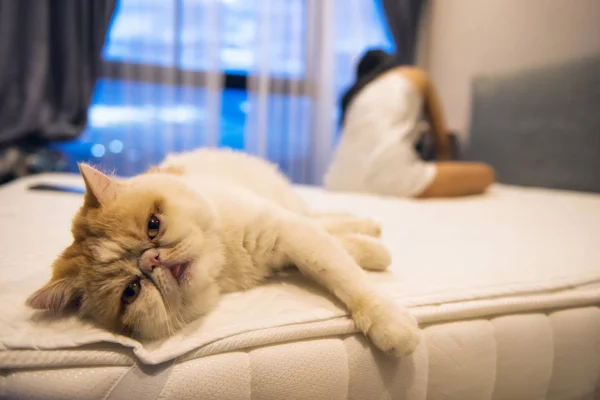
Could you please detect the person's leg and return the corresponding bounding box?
[415,162,495,198]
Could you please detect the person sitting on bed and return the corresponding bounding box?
[324,49,495,198]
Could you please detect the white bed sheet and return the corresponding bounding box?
[1,173,600,399]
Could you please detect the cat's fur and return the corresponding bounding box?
[26,148,421,357]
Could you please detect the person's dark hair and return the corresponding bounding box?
[355,49,391,79]
[339,49,398,127]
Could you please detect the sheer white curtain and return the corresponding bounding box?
[86,0,391,184]
[229,0,391,184]
[244,0,336,184]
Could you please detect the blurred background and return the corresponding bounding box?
[0,0,599,191]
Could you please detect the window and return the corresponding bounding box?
[53,0,394,178]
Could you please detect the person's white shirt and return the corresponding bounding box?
[324,72,436,197]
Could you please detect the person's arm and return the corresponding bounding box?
[396,68,496,198]
[424,88,452,161]
[399,67,451,161]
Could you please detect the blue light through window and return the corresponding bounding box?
[54,0,394,179]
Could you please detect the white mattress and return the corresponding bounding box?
[2,173,600,399]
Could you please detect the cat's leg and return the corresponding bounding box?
[335,233,391,271]
[312,212,382,238]
[276,215,421,357]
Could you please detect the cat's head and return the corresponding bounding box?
[26,164,225,340]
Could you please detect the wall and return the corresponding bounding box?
[416,0,600,140]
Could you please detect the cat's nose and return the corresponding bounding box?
[139,249,161,273]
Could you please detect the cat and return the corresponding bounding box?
[26,148,421,357]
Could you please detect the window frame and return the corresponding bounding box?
[101,0,318,96]
[99,0,391,97]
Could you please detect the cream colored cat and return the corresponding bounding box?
[26,148,421,357]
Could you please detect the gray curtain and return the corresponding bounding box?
[380,0,426,64]
[0,0,116,147]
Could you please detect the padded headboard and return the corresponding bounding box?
[465,56,600,193]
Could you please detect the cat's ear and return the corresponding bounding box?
[78,163,121,207]
[26,278,82,313]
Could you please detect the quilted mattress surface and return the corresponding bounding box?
[4,306,600,400]
[1,173,600,399]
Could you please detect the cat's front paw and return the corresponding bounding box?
[352,297,421,357]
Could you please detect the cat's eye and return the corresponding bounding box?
[147,215,160,239]
[122,279,141,304]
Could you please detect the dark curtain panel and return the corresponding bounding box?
[0,0,116,147]
[381,0,426,65]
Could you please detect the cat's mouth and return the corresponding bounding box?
[169,262,189,282]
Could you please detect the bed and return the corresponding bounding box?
[1,173,600,400]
